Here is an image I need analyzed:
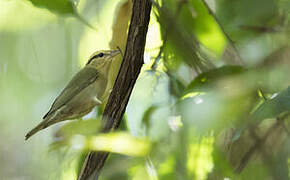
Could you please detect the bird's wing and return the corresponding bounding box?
[43,67,99,119]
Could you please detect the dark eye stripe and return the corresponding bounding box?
[87,52,105,65]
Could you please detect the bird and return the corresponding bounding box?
[25,49,121,140]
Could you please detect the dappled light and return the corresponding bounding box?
[87,132,151,157]
[0,0,289,179]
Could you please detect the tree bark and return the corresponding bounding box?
[77,0,152,179]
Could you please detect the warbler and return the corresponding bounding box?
[25,50,121,140]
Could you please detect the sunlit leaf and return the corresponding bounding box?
[187,136,214,179]
[185,0,227,55]
[181,92,205,100]
[86,132,151,157]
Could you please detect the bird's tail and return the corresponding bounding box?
[25,118,55,140]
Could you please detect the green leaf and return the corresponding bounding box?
[27,0,97,30]
[184,65,245,94]
[28,0,75,15]
[252,86,290,121]
[184,0,227,55]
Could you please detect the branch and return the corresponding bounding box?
[77,0,152,179]
[200,0,243,65]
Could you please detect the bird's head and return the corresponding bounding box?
[86,50,121,68]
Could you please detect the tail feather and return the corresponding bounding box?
[25,118,54,140]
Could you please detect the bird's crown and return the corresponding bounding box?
[86,50,120,66]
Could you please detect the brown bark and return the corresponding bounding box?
[77,0,152,179]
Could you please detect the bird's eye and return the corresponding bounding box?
[98,53,104,57]
[86,52,105,65]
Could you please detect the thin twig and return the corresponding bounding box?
[151,41,165,71]
[200,0,243,65]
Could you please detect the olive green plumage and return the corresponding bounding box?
[25,50,120,140]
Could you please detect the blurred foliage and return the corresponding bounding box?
[183,65,246,94]
[252,87,290,122]
[0,0,290,180]
[27,0,96,30]
[28,0,75,15]
[88,132,151,157]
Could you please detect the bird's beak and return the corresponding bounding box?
[109,50,121,58]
